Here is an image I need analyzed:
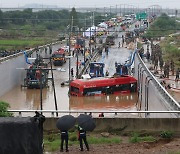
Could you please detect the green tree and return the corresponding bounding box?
[0,101,13,117]
[94,15,105,26]
[145,13,178,39]
[0,9,3,25]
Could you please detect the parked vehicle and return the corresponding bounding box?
[52,48,66,66]
[105,35,115,45]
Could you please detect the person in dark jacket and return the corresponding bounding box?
[60,130,69,152]
[71,68,74,78]
[78,126,89,151]
[175,68,179,82]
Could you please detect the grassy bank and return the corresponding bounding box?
[44,132,122,152]
[160,34,180,68]
[0,38,50,50]
[145,13,180,39]
[44,131,173,152]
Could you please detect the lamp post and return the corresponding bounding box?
[110,6,111,16]
[69,16,73,83]
[76,53,79,78]
[104,7,106,17]
[84,18,86,64]
[89,13,92,56]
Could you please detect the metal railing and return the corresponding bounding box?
[136,51,180,111]
[8,109,180,117]
[0,52,23,63]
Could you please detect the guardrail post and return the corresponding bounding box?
[137,63,141,102]
[51,112,54,117]
[140,70,146,103]
[145,76,152,112]
[139,66,143,109]
[19,112,22,117]
[145,78,153,118]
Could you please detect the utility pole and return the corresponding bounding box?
[50,57,58,116]
[90,12,92,56]
[84,18,86,63]
[119,5,122,16]
[110,6,111,16]
[69,16,73,83]
[93,11,94,26]
[40,67,43,113]
[104,7,105,17]
[94,11,97,50]
[76,52,79,78]
[116,5,117,16]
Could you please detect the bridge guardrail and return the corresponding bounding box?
[0,40,61,63]
[135,51,180,112]
[8,109,180,117]
[0,52,23,63]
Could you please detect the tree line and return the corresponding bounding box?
[0,8,109,34]
[145,13,180,39]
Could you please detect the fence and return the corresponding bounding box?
[8,109,180,118]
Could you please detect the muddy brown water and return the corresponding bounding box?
[0,29,139,117]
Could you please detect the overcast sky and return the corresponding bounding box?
[0,0,179,9]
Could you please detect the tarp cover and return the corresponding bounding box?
[0,117,43,154]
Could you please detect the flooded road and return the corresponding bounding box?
[70,93,138,110]
[0,25,139,115]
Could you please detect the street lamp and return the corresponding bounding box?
[76,53,79,78]
[69,16,73,83]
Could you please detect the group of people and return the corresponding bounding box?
[145,42,179,82]
[151,43,163,72]
[60,125,89,152]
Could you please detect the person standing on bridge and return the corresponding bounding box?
[175,68,179,82]
[146,44,150,62]
[154,56,159,72]
[164,62,170,78]
[170,59,175,76]
[159,58,164,72]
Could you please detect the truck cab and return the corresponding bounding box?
[52,48,66,66]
